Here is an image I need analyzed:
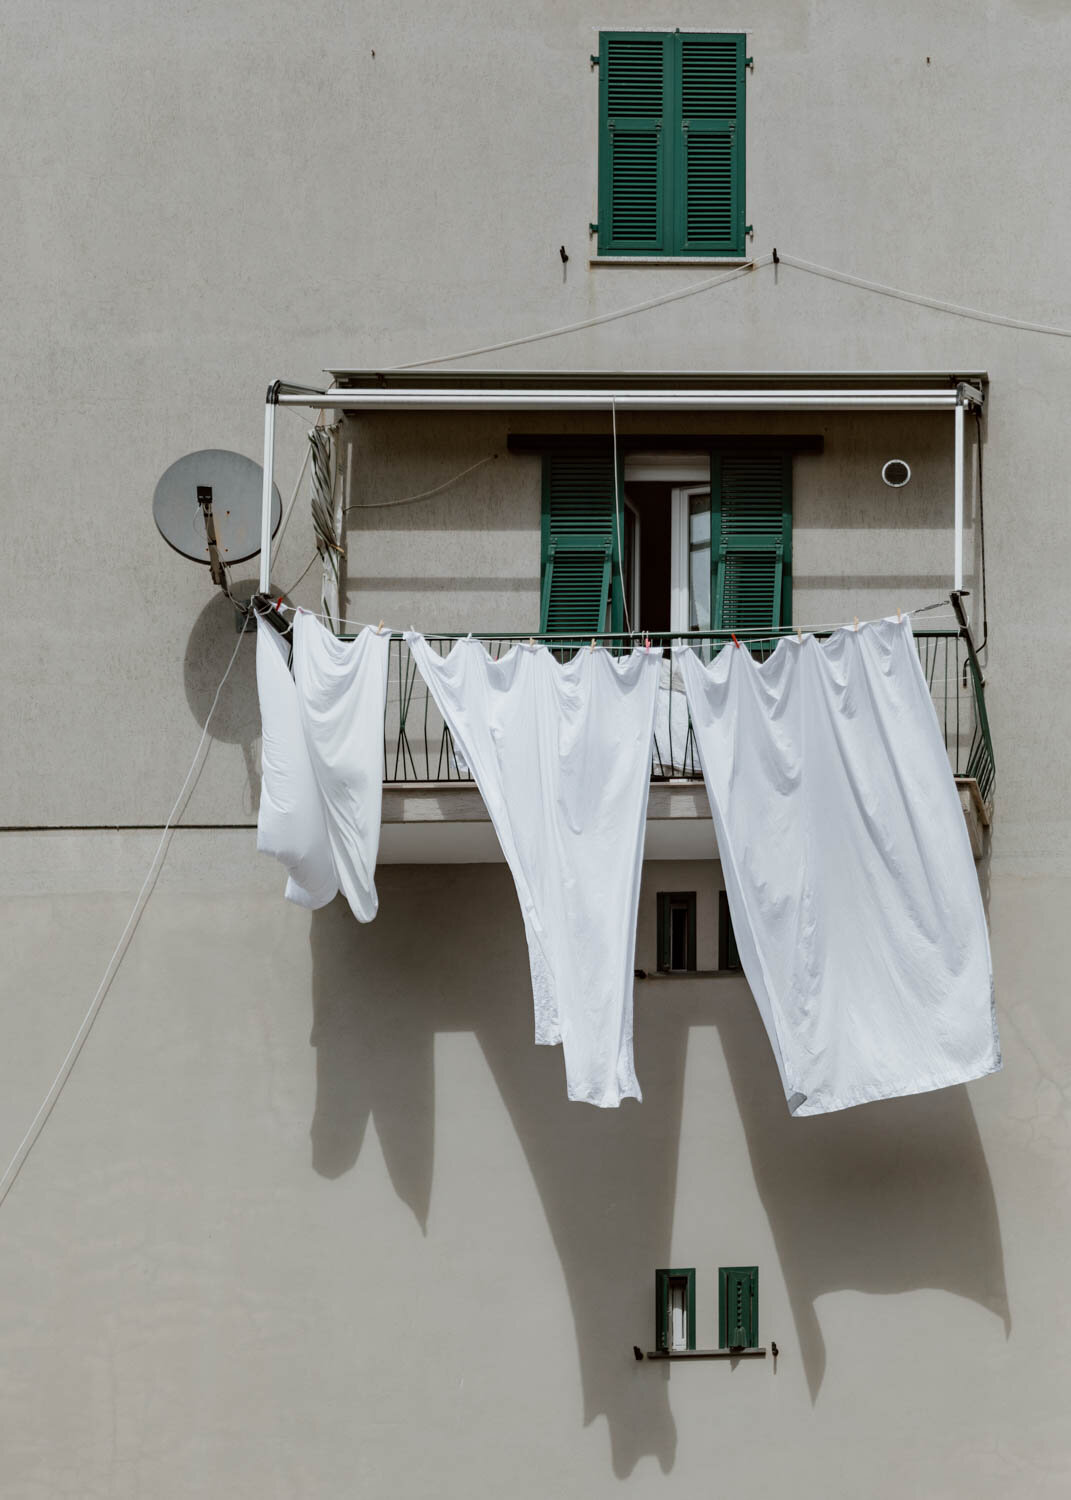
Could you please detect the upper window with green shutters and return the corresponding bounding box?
[596,31,747,258]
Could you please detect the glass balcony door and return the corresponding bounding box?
[670,485,711,635]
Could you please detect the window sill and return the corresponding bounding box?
[643,1347,767,1360]
[638,970,740,980]
[589,256,753,268]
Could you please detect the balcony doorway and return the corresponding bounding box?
[622,453,711,636]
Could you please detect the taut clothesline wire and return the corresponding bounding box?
[266,597,958,639]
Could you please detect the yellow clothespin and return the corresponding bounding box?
[896,607,902,622]
[378,620,384,632]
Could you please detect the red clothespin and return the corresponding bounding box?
[644,635,651,651]
[731,633,741,650]
[276,596,284,612]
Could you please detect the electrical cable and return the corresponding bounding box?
[390,256,772,369]
[778,252,1071,340]
[610,397,632,635]
[271,410,325,565]
[0,625,250,1211]
[343,453,498,511]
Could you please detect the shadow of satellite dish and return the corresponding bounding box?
[183,579,264,744]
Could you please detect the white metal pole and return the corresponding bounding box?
[259,391,277,593]
[953,398,965,593]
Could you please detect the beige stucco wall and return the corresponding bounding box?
[2,0,1071,1495]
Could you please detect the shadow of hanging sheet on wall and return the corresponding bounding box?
[713,983,1009,1402]
[308,864,1007,1473]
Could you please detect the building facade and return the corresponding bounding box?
[1,3,1068,1495]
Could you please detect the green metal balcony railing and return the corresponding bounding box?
[377,628,994,810]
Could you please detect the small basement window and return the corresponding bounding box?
[657,892,697,972]
[655,1268,696,1352]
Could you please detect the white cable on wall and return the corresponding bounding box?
[390,256,772,369]
[778,252,1071,340]
[0,626,250,1211]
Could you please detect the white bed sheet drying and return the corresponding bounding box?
[676,616,1000,1115]
[407,635,662,1107]
[256,613,390,922]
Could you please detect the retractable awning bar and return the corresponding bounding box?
[274,386,982,412]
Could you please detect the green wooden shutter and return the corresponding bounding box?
[719,1266,758,1350]
[598,34,671,254]
[540,454,617,637]
[677,35,745,255]
[597,32,745,258]
[711,452,792,632]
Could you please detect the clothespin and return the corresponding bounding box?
[896,606,902,622]
[528,636,534,646]
[591,638,597,652]
[853,617,859,632]
[644,635,651,651]
[731,633,741,650]
[276,596,284,612]
[797,627,802,644]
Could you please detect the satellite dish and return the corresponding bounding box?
[154,449,282,567]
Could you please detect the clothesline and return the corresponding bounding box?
[260,596,959,642]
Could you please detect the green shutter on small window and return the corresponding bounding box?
[598,34,672,254]
[598,33,745,258]
[540,454,618,637]
[677,35,745,254]
[719,1266,758,1350]
[712,452,792,632]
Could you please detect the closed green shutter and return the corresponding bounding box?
[718,1265,758,1350]
[540,454,618,637]
[711,452,792,632]
[677,35,745,254]
[598,32,745,258]
[598,35,671,254]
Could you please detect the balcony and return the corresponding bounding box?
[372,628,994,863]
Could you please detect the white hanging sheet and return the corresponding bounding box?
[407,635,662,1107]
[255,617,338,910]
[676,616,1000,1115]
[256,613,390,922]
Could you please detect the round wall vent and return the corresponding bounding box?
[882,459,911,488]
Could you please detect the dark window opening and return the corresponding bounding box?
[658,891,697,972]
[656,1268,697,1352]
[718,890,740,971]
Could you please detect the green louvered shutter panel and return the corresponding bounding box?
[540,455,616,637]
[712,453,792,632]
[598,34,672,254]
[719,1266,758,1350]
[676,35,745,255]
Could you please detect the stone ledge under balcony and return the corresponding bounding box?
[378,778,988,864]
